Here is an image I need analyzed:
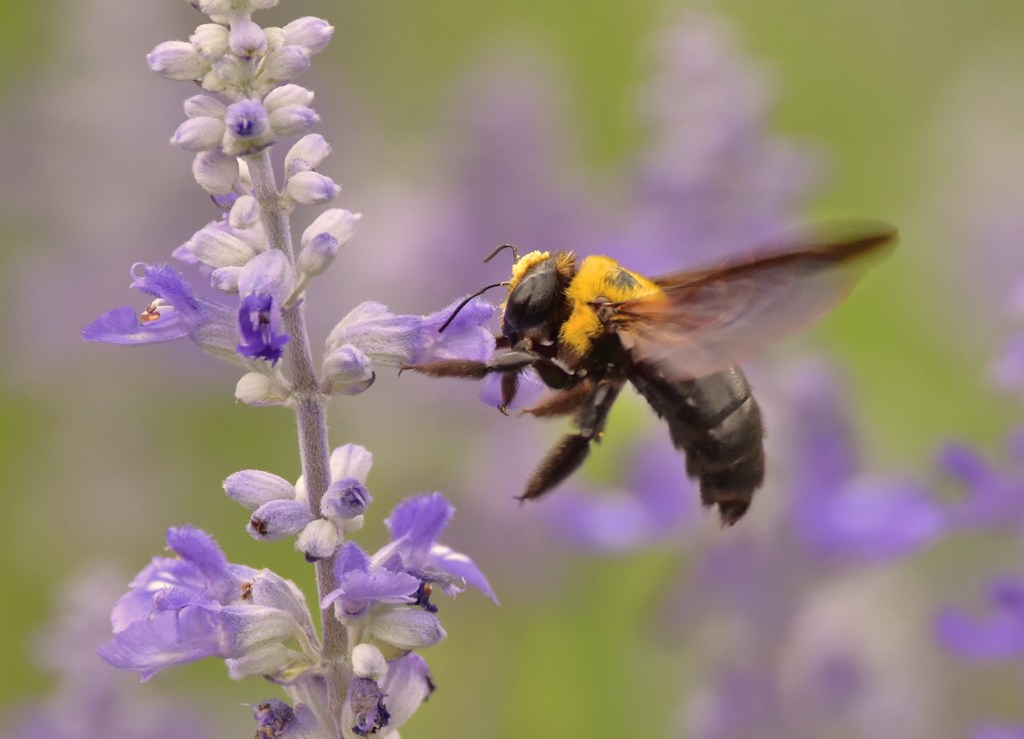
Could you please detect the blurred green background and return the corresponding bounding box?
[3,0,1024,736]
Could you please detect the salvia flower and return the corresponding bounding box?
[321,297,495,397]
[87,2,499,734]
[98,526,319,682]
[935,576,1024,660]
[374,491,497,603]
[82,262,239,362]
[236,250,295,364]
[222,99,274,156]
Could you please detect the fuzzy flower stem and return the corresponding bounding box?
[246,148,348,732]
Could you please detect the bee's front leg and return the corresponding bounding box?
[400,350,539,380]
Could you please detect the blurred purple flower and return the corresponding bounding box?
[974,726,1024,739]
[935,429,1024,533]
[545,434,699,551]
[936,576,1024,660]
[783,361,949,560]
[9,567,217,739]
[615,10,820,275]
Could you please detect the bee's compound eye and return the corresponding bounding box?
[504,264,559,333]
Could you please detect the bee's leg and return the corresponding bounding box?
[518,378,623,501]
[401,350,539,379]
[521,382,593,418]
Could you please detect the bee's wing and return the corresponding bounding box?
[613,221,897,379]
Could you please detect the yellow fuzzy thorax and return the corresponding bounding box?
[560,255,665,356]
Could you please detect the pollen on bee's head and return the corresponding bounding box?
[508,250,551,291]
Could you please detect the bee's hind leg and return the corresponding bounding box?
[518,378,623,501]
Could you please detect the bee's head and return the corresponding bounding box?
[436,246,575,341]
[500,249,577,343]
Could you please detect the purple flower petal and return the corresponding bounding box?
[98,604,229,681]
[795,477,946,560]
[323,542,419,616]
[83,264,210,346]
[548,440,697,552]
[82,305,194,345]
[936,577,1024,660]
[412,296,496,364]
[377,493,496,602]
[385,492,453,552]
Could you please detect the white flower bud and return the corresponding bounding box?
[351,644,387,681]
[296,519,339,562]
[204,54,247,94]
[171,117,224,151]
[235,372,292,407]
[191,23,230,60]
[296,233,338,278]
[329,444,374,484]
[189,226,256,268]
[285,134,331,177]
[269,105,319,137]
[300,209,359,250]
[229,195,261,229]
[192,150,239,195]
[210,265,241,292]
[369,608,446,651]
[282,17,334,55]
[286,171,339,204]
[184,93,228,119]
[224,470,296,510]
[321,345,374,396]
[147,41,210,81]
[264,83,314,111]
[229,16,267,58]
[258,45,311,88]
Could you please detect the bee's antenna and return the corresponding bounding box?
[484,243,519,264]
[438,282,507,333]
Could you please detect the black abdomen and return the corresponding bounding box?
[629,366,765,525]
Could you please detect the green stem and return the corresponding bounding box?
[247,149,348,735]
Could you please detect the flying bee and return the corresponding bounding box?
[404,221,897,525]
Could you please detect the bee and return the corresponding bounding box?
[404,221,896,525]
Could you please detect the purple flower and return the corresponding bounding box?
[251,698,323,739]
[343,677,390,737]
[781,360,949,560]
[935,429,1024,532]
[411,295,496,364]
[322,542,446,658]
[99,526,254,680]
[378,653,435,732]
[546,435,699,551]
[375,492,497,603]
[236,250,295,364]
[82,263,235,356]
[618,10,819,275]
[9,567,218,739]
[322,298,496,396]
[973,726,1024,739]
[99,526,318,682]
[321,542,420,618]
[935,576,1024,660]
